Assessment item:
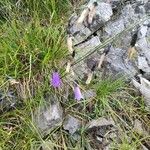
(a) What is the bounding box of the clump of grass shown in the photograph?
[95,77,126,98]
[0,0,70,23]
[0,19,67,79]
[89,77,126,117]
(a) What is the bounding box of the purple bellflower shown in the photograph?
[74,84,83,101]
[51,70,62,88]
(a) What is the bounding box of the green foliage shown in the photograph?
[96,77,126,98]
[0,20,66,78]
[0,0,70,22]
[0,1,69,148]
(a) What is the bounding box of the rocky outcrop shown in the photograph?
[67,0,150,81]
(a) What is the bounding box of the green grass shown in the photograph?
[0,0,70,149]
[0,9,67,79]
[0,0,150,150]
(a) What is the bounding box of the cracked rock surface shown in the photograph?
[67,0,150,81]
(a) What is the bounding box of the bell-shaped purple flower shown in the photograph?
[51,71,62,88]
[74,85,83,101]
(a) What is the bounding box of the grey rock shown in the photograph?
[0,91,17,113]
[95,2,113,23]
[87,1,113,22]
[68,13,78,27]
[69,23,91,45]
[105,47,138,77]
[67,0,150,82]
[86,57,98,70]
[146,27,150,37]
[103,145,111,150]
[105,18,125,36]
[136,0,148,4]
[86,117,118,149]
[121,4,138,27]
[135,5,146,15]
[63,115,81,134]
[33,99,63,136]
[86,117,115,129]
[111,0,121,1]
[145,2,150,13]
[138,25,148,38]
[73,61,88,80]
[71,133,81,141]
[84,1,113,31]
[136,38,150,64]
[143,20,150,26]
[67,14,91,45]
[73,36,101,79]
[75,36,101,61]
[66,0,150,146]
[138,56,150,73]
[132,76,150,107]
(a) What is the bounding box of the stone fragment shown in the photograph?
[86,117,118,149]
[0,91,16,113]
[105,18,125,36]
[136,38,150,64]
[136,0,148,4]
[132,76,150,107]
[105,47,137,77]
[72,36,101,79]
[63,115,81,134]
[121,4,138,27]
[95,2,113,23]
[135,5,146,15]
[145,2,150,13]
[33,98,63,136]
[75,36,101,61]
[138,56,150,73]
[86,117,115,129]
[138,25,148,38]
